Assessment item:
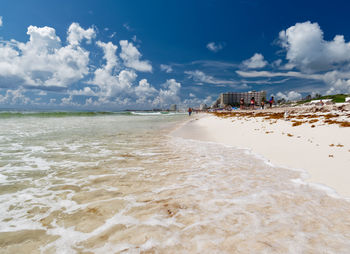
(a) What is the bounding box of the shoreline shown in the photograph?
[171,105,350,198]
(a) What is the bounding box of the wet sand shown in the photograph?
[172,104,350,197]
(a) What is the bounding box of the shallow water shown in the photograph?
[0,113,349,253]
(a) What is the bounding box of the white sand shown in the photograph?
[172,112,350,197]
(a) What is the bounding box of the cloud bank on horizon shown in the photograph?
[0,18,350,109]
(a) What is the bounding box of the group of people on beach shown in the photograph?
[240,96,274,110]
[188,96,275,115]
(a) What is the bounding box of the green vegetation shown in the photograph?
[296,94,349,105]
[319,94,349,103]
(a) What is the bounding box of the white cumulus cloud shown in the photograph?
[90,68,137,97]
[276,21,350,93]
[89,40,139,97]
[61,95,78,106]
[0,21,208,109]
[135,79,158,104]
[0,88,31,105]
[183,95,213,107]
[153,79,181,107]
[0,23,93,88]
[276,91,302,101]
[96,41,119,72]
[119,40,152,72]
[185,70,237,85]
[206,42,224,52]
[160,64,173,73]
[242,53,268,69]
[236,70,323,80]
[69,87,96,96]
[67,22,96,46]
[279,21,350,72]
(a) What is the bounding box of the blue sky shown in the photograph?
[1,0,350,110]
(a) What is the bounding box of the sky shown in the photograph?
[1,0,350,110]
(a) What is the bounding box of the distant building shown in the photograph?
[213,91,266,108]
[169,104,177,111]
[199,104,208,110]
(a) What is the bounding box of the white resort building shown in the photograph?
[213,90,266,108]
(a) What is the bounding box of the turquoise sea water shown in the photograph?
[0,112,349,253]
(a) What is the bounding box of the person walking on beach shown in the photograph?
[240,98,244,110]
[268,96,274,108]
[250,97,255,110]
[261,100,265,109]
[188,107,192,116]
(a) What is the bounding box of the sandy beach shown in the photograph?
[172,104,350,198]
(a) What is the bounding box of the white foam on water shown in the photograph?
[131,112,185,116]
[174,135,346,201]
[142,215,183,228]
[157,137,350,252]
[1,114,350,253]
[132,151,162,156]
[21,155,51,171]
[0,173,8,183]
[131,111,162,115]
[87,173,120,180]
[139,238,159,251]
[89,242,135,254]
[42,206,144,253]
[291,178,345,200]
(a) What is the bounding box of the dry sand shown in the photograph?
[172,104,350,198]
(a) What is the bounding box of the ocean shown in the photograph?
[0,112,349,253]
